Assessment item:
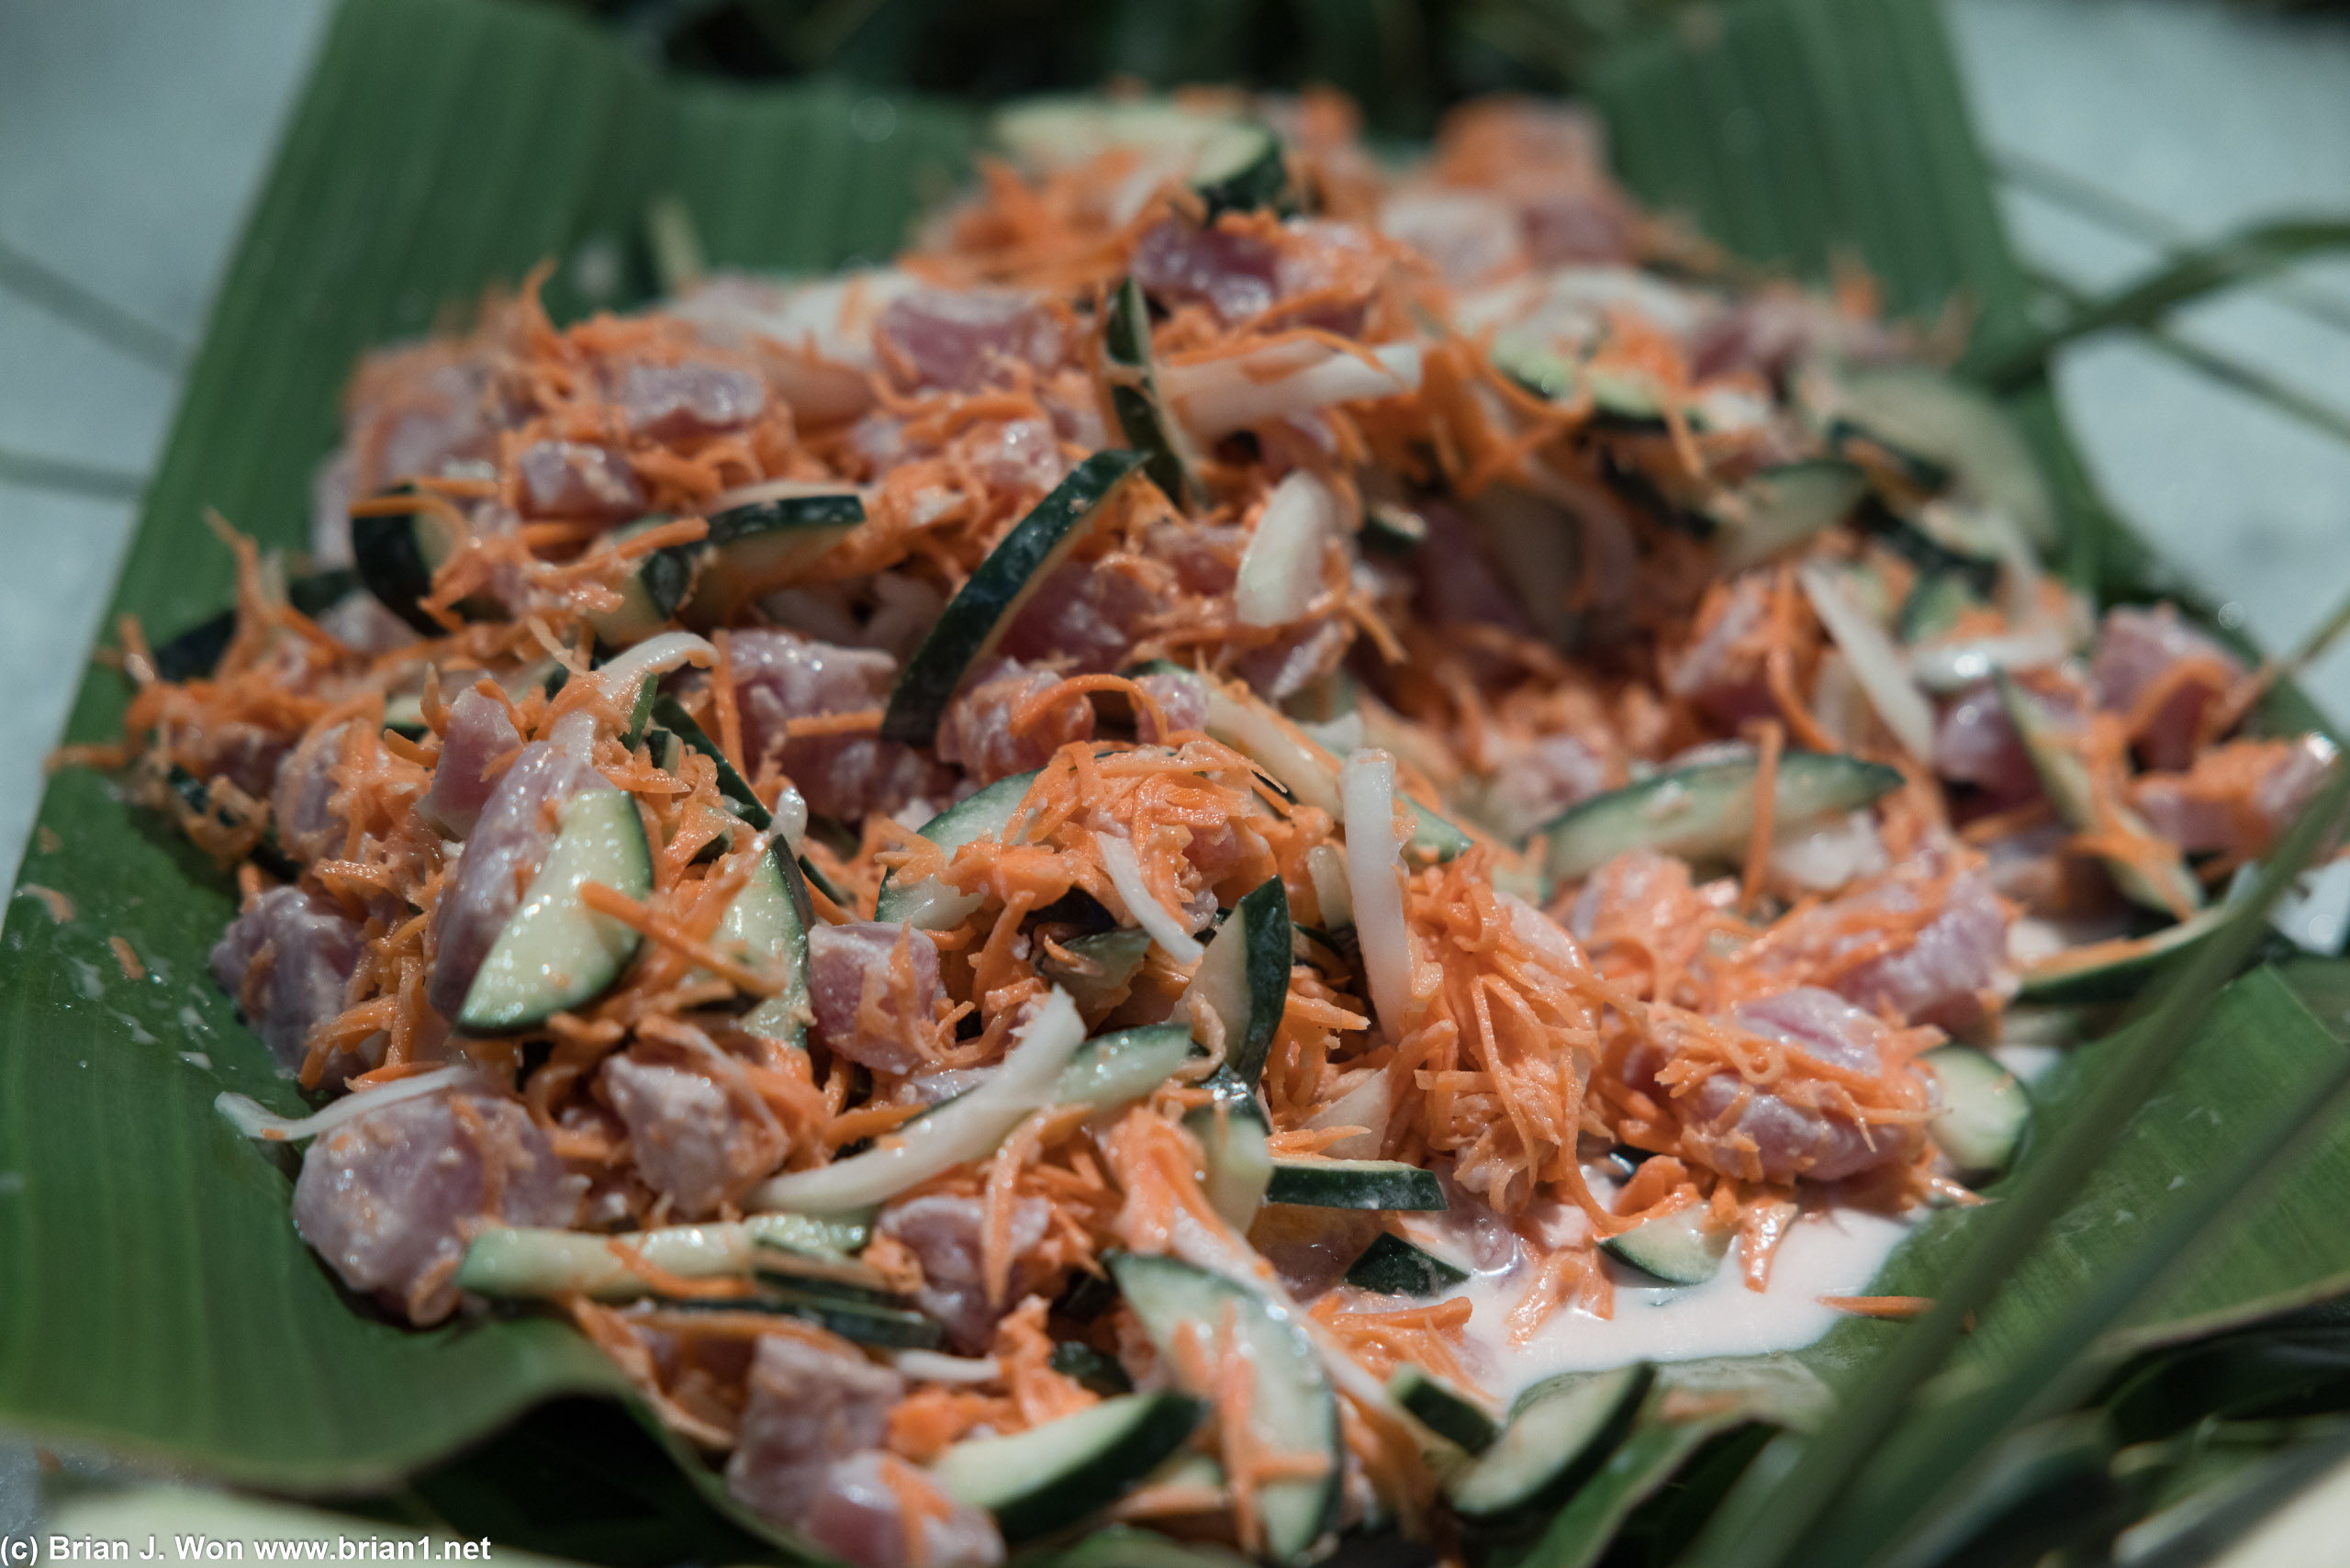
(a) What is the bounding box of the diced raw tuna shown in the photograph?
[209,887,367,1081]
[1130,217,1284,323]
[196,722,291,800]
[877,1193,1051,1351]
[2132,735,2336,857]
[729,629,956,823]
[292,1090,579,1324]
[272,722,349,864]
[1520,185,1637,266]
[2090,604,2245,771]
[518,441,644,520]
[1377,189,1524,286]
[803,1451,1005,1568]
[873,288,1066,394]
[935,656,1093,785]
[996,559,1167,674]
[725,1334,904,1528]
[615,360,767,440]
[1932,680,2042,801]
[416,686,524,840]
[1475,731,1612,842]
[1248,1201,1385,1304]
[1749,862,2015,1032]
[965,414,1069,492]
[426,742,610,1019]
[1661,988,1925,1184]
[1133,669,1208,743]
[806,922,945,1076]
[1666,572,1778,726]
[1833,868,2013,1032]
[1409,499,1528,633]
[600,1051,786,1218]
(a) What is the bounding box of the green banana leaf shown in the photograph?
[7,0,2350,1562]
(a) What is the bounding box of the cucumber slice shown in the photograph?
[1264,1158,1447,1212]
[993,97,1289,216]
[719,840,814,1048]
[1039,926,1153,1013]
[1711,461,1870,575]
[1056,1023,1199,1111]
[352,488,501,634]
[666,484,865,630]
[456,788,652,1035]
[647,693,772,830]
[1994,671,2202,918]
[1047,1340,1135,1396]
[1444,1363,1653,1523]
[882,450,1147,746]
[1176,875,1292,1089]
[1108,1252,1341,1563]
[585,516,693,647]
[1897,570,1984,644]
[1538,751,1903,886]
[1343,1232,1469,1298]
[1360,499,1428,556]
[455,1211,866,1300]
[1201,686,1473,864]
[1387,1364,1498,1455]
[1185,1085,1274,1231]
[1490,331,1665,425]
[2016,902,2232,1004]
[932,1392,1207,1541]
[701,1282,945,1349]
[872,767,1040,929]
[1105,275,1205,508]
[1600,1204,1734,1286]
[1830,365,2058,548]
[1919,1044,2031,1175]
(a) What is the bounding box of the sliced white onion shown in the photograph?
[892,1350,1003,1383]
[1097,834,1206,967]
[1203,687,1344,819]
[771,784,810,854]
[1307,1068,1393,1160]
[746,988,1087,1214]
[1909,624,2072,694]
[1797,564,1936,759]
[1235,470,1339,628]
[1304,843,1354,929]
[215,1064,474,1143]
[1166,341,1422,441]
[593,631,715,705]
[1341,749,1415,1037]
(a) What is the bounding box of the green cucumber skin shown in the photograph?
[1223,875,1294,1090]
[1388,1365,1498,1455]
[1264,1159,1448,1212]
[1919,1045,2031,1175]
[1447,1363,1654,1525]
[934,1392,1207,1541]
[881,449,1147,747]
[1538,751,1903,885]
[871,767,1040,925]
[351,500,451,636]
[153,569,361,683]
[649,694,774,831]
[657,491,866,627]
[1344,1232,1470,1297]
[456,788,653,1035]
[1599,1206,1731,1287]
[1194,130,1291,218]
[1108,1251,1340,1563]
[1105,276,1193,508]
[666,1286,944,1350]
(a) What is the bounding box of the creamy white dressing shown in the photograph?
[1433,1196,1914,1405]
